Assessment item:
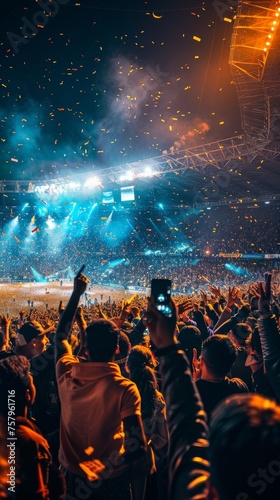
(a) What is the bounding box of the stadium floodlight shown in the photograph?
[137,166,155,178]
[145,166,154,176]
[34,184,50,193]
[84,177,101,189]
[119,171,135,182]
[46,217,56,230]
[67,182,81,190]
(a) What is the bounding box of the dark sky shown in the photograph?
[0,0,241,181]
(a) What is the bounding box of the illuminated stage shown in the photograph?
[0,281,143,318]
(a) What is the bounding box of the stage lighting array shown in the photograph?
[84,177,101,188]
[34,176,102,194]
[33,168,157,195]
[119,167,157,182]
[263,5,280,52]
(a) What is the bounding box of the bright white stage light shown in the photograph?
[68,182,81,190]
[46,218,56,230]
[84,177,100,188]
[137,166,155,178]
[119,171,135,182]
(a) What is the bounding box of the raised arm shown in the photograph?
[75,305,88,357]
[54,265,89,364]
[143,297,210,499]
[213,285,237,331]
[115,300,130,329]
[258,272,280,402]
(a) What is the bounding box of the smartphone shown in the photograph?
[151,279,172,317]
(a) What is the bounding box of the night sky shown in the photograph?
[0,0,241,182]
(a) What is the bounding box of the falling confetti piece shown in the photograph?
[84,446,94,456]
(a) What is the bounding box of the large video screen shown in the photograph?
[120,186,135,202]
[102,190,115,204]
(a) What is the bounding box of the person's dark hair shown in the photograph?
[246,316,258,332]
[177,325,202,368]
[177,321,187,331]
[127,345,158,421]
[210,394,280,500]
[85,319,119,362]
[231,322,252,347]
[121,320,133,332]
[201,334,237,378]
[0,355,30,416]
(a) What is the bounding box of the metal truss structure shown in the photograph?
[0,134,267,193]
[1,1,280,200]
[194,192,280,208]
[229,0,280,145]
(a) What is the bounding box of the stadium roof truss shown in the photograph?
[1,1,280,201]
[229,0,280,144]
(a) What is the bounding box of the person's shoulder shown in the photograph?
[30,344,55,371]
[196,378,209,387]
[116,373,141,397]
[226,376,249,392]
[116,372,138,389]
[195,379,214,396]
[118,378,142,415]
[56,353,79,378]
[57,352,79,365]
[16,417,51,451]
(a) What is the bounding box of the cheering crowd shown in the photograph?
[0,263,280,499]
[0,202,279,284]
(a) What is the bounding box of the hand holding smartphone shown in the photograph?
[151,279,172,317]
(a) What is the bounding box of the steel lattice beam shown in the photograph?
[1,1,280,195]
[0,135,269,193]
[229,0,280,141]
